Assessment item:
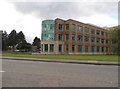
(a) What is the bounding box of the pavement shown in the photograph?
[2,56,119,66]
[2,59,118,87]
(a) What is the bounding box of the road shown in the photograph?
[2,59,118,87]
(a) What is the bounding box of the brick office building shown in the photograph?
[41,18,112,54]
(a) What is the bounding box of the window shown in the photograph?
[49,35,54,40]
[84,27,89,34]
[91,46,94,52]
[58,44,62,52]
[44,34,47,37]
[97,46,100,52]
[50,24,53,30]
[72,24,76,31]
[44,44,48,52]
[101,39,104,44]
[96,38,100,44]
[101,31,104,36]
[78,35,82,42]
[50,44,54,52]
[96,30,100,36]
[66,34,69,41]
[91,29,95,34]
[66,24,69,31]
[85,46,88,52]
[78,45,82,52]
[78,25,82,32]
[59,24,62,31]
[106,47,108,53]
[41,34,43,40]
[102,47,104,52]
[72,34,75,41]
[66,44,69,53]
[106,39,108,44]
[72,45,75,52]
[91,37,95,42]
[58,34,62,41]
[43,24,46,28]
[106,32,108,37]
[85,36,89,42]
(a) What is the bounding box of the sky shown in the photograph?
[0,0,119,43]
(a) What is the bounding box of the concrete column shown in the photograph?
[43,44,44,53]
[55,41,58,54]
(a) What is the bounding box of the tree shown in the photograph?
[25,43,32,52]
[16,39,27,50]
[108,26,120,55]
[16,31,32,52]
[7,29,17,51]
[2,31,8,51]
[16,31,25,44]
[32,37,41,50]
[16,40,32,52]
[2,29,32,52]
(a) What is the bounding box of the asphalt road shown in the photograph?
[2,59,118,87]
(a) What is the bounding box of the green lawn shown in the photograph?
[1,52,118,62]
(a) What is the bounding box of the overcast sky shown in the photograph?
[0,0,118,43]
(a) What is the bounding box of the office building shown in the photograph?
[41,18,111,54]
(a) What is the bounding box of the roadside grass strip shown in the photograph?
[2,52,118,62]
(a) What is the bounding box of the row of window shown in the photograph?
[44,44,62,53]
[42,34,54,41]
[44,44,54,52]
[43,24,54,30]
[43,44,108,53]
[58,34,109,44]
[69,45,108,53]
[58,24,108,36]
[66,45,108,53]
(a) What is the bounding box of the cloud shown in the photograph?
[0,1,42,43]
[80,14,118,27]
[13,2,118,20]
[0,1,118,43]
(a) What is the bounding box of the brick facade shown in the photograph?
[41,18,112,54]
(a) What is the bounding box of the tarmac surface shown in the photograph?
[2,58,118,87]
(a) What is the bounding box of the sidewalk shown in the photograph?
[2,56,119,66]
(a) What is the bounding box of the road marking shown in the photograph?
[0,71,5,72]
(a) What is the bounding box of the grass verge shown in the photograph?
[1,52,118,62]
